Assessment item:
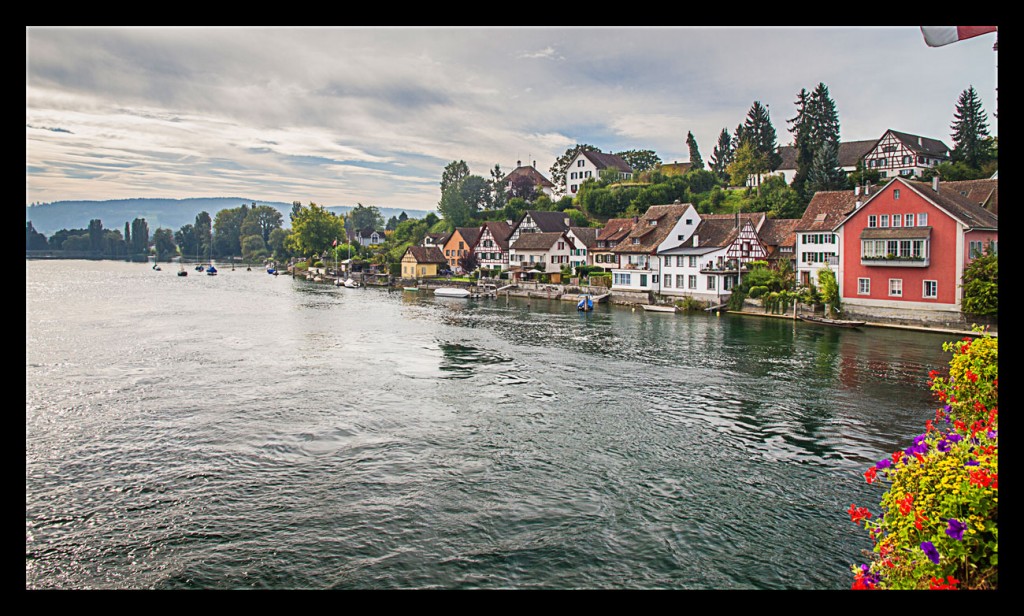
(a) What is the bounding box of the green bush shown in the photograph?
[748,285,769,299]
[674,296,707,312]
[850,328,998,590]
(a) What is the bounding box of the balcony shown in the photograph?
[860,256,929,268]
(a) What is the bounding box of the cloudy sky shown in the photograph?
[26,26,998,214]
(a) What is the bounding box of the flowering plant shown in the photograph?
[849,327,997,590]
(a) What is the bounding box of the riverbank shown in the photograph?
[725,308,994,338]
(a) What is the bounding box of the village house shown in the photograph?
[658,212,768,304]
[352,227,386,247]
[508,231,575,281]
[764,140,877,186]
[400,245,447,279]
[592,218,637,271]
[862,130,950,179]
[507,210,571,246]
[609,202,693,298]
[421,232,450,249]
[566,226,598,272]
[834,176,997,327]
[442,226,482,273]
[757,216,801,272]
[794,189,861,287]
[476,220,512,273]
[502,161,556,199]
[943,178,999,215]
[565,151,633,196]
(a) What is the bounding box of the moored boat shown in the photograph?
[641,304,677,313]
[434,287,471,298]
[798,314,865,328]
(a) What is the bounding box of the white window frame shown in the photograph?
[858,278,870,295]
[888,279,903,297]
[923,280,937,299]
[917,213,928,226]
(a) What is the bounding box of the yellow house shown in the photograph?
[401,246,447,279]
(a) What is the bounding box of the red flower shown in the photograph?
[892,450,904,465]
[848,504,872,525]
[898,493,914,516]
[954,420,966,432]
[969,470,993,488]
[930,576,959,590]
[965,370,978,383]
[925,419,934,432]
[864,467,877,484]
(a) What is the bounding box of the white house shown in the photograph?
[862,130,950,179]
[794,188,861,287]
[476,220,512,273]
[565,151,632,196]
[609,203,694,294]
[565,226,597,271]
[508,231,575,279]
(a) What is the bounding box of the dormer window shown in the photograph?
[632,238,640,245]
[649,220,657,226]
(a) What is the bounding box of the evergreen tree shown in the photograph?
[742,101,783,171]
[26,221,48,250]
[789,83,841,200]
[805,141,847,194]
[950,85,993,169]
[709,128,733,181]
[686,131,704,169]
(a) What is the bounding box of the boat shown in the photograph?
[344,278,361,289]
[641,304,678,313]
[577,294,594,312]
[152,263,162,271]
[434,287,472,298]
[206,265,218,276]
[178,263,188,277]
[798,314,865,328]
[403,287,419,292]
[195,264,205,272]
[267,267,277,275]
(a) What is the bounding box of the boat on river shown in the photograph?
[577,294,594,312]
[641,304,678,313]
[343,278,361,288]
[206,265,218,276]
[434,287,471,298]
[798,314,864,328]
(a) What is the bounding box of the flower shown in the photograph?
[937,439,951,453]
[921,541,940,565]
[848,504,872,525]
[930,576,959,590]
[946,518,967,541]
[864,467,877,484]
[876,458,892,470]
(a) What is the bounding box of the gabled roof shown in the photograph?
[502,164,555,188]
[567,226,598,248]
[480,220,512,250]
[758,218,801,248]
[581,151,632,173]
[776,139,878,171]
[451,226,482,247]
[358,227,384,238]
[610,203,691,254]
[885,130,951,158]
[943,179,998,215]
[423,232,450,245]
[510,231,572,252]
[669,218,747,252]
[404,245,447,264]
[521,209,571,233]
[596,218,637,244]
[701,211,767,232]
[835,177,998,231]
[799,190,861,231]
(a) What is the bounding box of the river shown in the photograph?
[26,259,956,589]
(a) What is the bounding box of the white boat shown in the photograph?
[344,278,361,288]
[434,287,472,298]
[641,304,677,313]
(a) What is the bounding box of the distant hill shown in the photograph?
[25,198,432,238]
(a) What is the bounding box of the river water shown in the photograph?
[26,259,956,589]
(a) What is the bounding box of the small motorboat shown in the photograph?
[434,287,471,298]
[403,287,419,292]
[641,304,678,313]
[267,268,277,275]
[152,263,162,271]
[344,278,361,288]
[206,265,218,276]
[577,295,594,312]
[195,265,205,272]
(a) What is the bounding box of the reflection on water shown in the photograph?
[26,260,955,589]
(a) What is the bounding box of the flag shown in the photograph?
[333,239,338,247]
[921,26,997,47]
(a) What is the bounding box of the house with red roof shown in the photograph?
[592,218,637,271]
[609,202,694,296]
[834,176,997,326]
[476,220,512,273]
[502,161,556,199]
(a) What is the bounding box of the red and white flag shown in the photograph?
[332,239,338,247]
[921,26,997,47]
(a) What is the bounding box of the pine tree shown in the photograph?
[742,101,782,171]
[709,128,733,181]
[805,141,847,193]
[789,83,841,200]
[686,131,704,169]
[950,86,992,169]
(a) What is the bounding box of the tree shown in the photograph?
[756,175,804,219]
[615,149,661,173]
[740,101,783,189]
[152,228,176,261]
[817,266,841,318]
[438,185,473,227]
[287,203,346,257]
[213,205,248,257]
[440,160,471,195]
[726,142,767,192]
[123,222,130,256]
[489,164,508,212]
[26,221,48,250]
[240,234,267,263]
[550,144,600,193]
[88,219,104,253]
[195,211,212,260]
[268,227,289,258]
[805,141,848,194]
[709,128,733,181]
[790,83,841,200]
[685,132,704,170]
[241,205,284,245]
[386,215,399,231]
[460,175,491,211]
[508,173,539,201]
[130,218,149,257]
[348,203,385,232]
[290,201,302,223]
[175,224,199,260]
[950,86,993,170]
[961,246,997,316]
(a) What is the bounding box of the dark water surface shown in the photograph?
[26,259,956,589]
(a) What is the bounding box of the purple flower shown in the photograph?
[914,433,927,446]
[937,440,951,453]
[947,433,963,443]
[946,518,967,541]
[987,429,997,439]
[876,459,892,470]
[921,541,940,564]
[965,459,980,467]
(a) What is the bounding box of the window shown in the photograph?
[900,169,914,176]
[868,215,877,228]
[923,280,937,299]
[677,274,686,288]
[585,171,592,178]
[902,155,912,165]
[883,145,896,153]
[459,241,464,250]
[632,238,640,245]
[880,215,889,228]
[917,213,928,226]
[858,278,870,294]
[893,189,900,200]
[557,242,565,250]
[905,214,914,227]
[570,172,577,180]
[664,274,672,288]
[685,219,693,225]
[707,277,716,290]
[892,214,901,228]
[649,219,657,226]
[688,256,697,267]
[880,171,887,178]
[687,275,696,289]
[889,279,903,297]
[577,159,585,167]
[614,273,631,286]
[652,275,659,285]
[570,184,578,193]
[969,240,983,258]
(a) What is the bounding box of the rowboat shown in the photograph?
[798,314,865,328]
[641,304,678,313]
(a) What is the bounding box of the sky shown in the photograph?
[26,26,999,214]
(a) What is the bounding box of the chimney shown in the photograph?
[856,199,863,209]
[918,137,923,146]
[564,217,571,227]
[734,211,739,229]
[693,234,699,247]
[932,174,940,192]
[517,160,521,168]
[854,185,861,196]
[633,216,638,223]
[533,160,536,168]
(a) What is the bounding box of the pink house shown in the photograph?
[834,176,997,325]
